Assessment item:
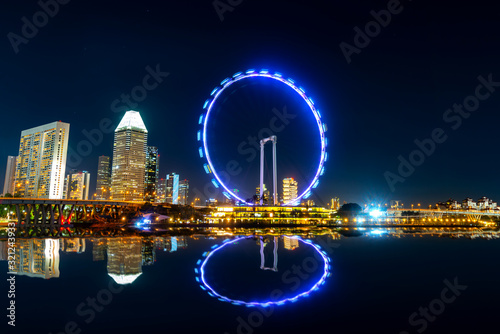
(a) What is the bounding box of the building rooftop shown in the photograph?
[115,110,148,133]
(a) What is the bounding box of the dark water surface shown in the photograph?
[1,229,499,334]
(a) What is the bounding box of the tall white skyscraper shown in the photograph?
[3,156,17,195]
[14,121,69,199]
[111,111,148,201]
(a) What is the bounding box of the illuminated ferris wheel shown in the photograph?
[197,69,328,205]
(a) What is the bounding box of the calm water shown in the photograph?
[1,228,500,334]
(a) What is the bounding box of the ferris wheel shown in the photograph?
[197,69,328,205]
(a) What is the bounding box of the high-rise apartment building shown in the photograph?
[96,156,111,200]
[111,111,148,201]
[12,239,60,279]
[64,171,90,200]
[2,156,17,195]
[144,146,159,202]
[282,177,298,204]
[179,179,189,205]
[14,121,69,199]
[166,173,179,204]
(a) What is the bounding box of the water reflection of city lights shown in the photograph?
[196,236,331,307]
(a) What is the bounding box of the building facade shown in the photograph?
[156,178,167,203]
[14,121,69,199]
[2,156,17,195]
[166,173,179,204]
[282,177,298,204]
[179,179,189,205]
[96,156,111,200]
[64,171,90,200]
[111,111,148,201]
[144,146,159,202]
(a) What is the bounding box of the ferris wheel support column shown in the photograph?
[272,136,277,206]
[260,136,278,206]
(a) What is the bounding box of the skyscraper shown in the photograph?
[282,177,298,204]
[111,111,148,201]
[96,156,111,200]
[64,171,90,200]
[14,121,69,199]
[179,179,189,205]
[156,178,167,203]
[166,173,179,204]
[144,146,159,202]
[2,156,17,195]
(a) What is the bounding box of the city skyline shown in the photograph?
[1,2,499,206]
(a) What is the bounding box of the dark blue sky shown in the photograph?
[1,0,499,206]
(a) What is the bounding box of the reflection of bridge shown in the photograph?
[0,198,142,236]
[389,208,500,221]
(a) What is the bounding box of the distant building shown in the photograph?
[179,179,189,205]
[166,173,179,204]
[282,178,298,204]
[12,239,60,279]
[332,197,340,210]
[156,178,167,203]
[96,156,111,200]
[2,156,17,195]
[256,184,269,201]
[144,146,159,202]
[107,237,142,285]
[64,171,90,200]
[284,236,299,250]
[111,111,148,201]
[462,198,477,210]
[14,121,70,199]
[477,196,497,210]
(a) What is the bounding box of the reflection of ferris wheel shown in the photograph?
[197,69,328,205]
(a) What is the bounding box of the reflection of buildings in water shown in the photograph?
[284,236,299,250]
[152,236,187,252]
[91,238,107,262]
[107,237,142,285]
[13,239,60,279]
[60,238,86,253]
[260,236,278,272]
[0,240,7,260]
[141,238,155,266]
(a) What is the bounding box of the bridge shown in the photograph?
[0,198,143,237]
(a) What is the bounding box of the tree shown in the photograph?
[3,193,13,198]
[337,203,363,218]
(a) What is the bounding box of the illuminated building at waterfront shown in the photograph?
[111,111,148,201]
[60,238,86,253]
[14,121,69,199]
[210,206,332,224]
[2,156,17,195]
[96,156,111,200]
[144,146,159,202]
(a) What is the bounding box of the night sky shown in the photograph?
[1,0,499,206]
